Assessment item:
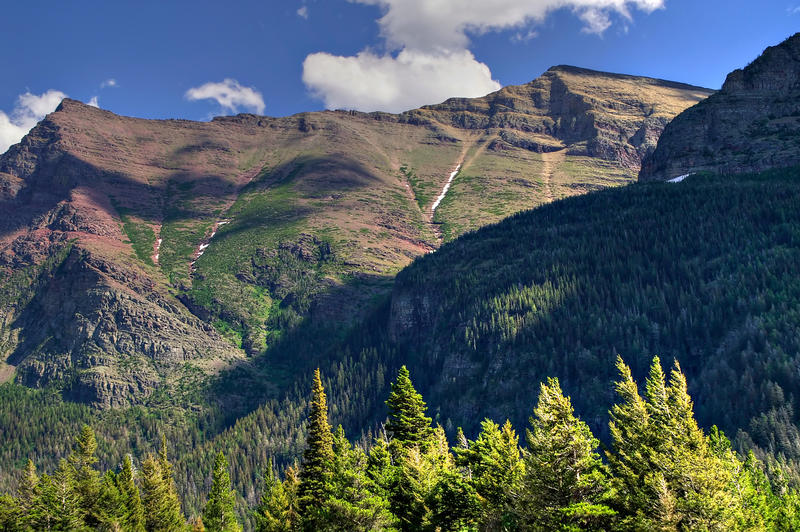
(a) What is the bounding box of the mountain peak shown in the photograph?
[640,32,800,181]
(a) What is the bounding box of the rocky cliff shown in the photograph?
[0,68,709,408]
[640,33,800,181]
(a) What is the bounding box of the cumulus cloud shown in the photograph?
[304,49,500,113]
[87,96,100,108]
[0,90,66,154]
[297,6,308,19]
[185,78,265,114]
[303,0,665,112]
[100,78,117,89]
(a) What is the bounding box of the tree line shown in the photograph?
[1,355,799,531]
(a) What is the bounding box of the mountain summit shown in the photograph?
[640,32,800,181]
[0,67,709,408]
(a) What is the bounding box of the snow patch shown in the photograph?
[191,220,230,272]
[153,238,163,263]
[668,173,692,183]
[432,165,461,213]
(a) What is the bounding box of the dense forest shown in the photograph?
[2,359,799,531]
[5,168,800,523]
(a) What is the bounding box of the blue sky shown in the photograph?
[0,0,797,152]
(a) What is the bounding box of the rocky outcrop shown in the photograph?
[0,66,711,409]
[409,65,713,171]
[640,33,800,181]
[6,245,241,408]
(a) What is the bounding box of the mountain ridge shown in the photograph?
[0,66,710,408]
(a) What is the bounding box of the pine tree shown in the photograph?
[202,452,241,532]
[18,459,38,514]
[366,436,395,501]
[608,356,744,530]
[141,453,185,532]
[254,459,293,532]
[119,454,146,532]
[385,366,434,454]
[0,493,21,531]
[298,369,335,530]
[454,419,524,530]
[69,424,101,527]
[325,425,395,531]
[29,460,85,531]
[518,377,614,530]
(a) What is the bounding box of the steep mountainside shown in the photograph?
[640,32,800,181]
[0,67,709,408]
[384,168,800,469]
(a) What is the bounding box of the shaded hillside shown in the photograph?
[385,168,800,470]
[0,68,708,408]
[640,32,800,181]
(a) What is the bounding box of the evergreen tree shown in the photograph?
[141,453,185,532]
[202,451,241,532]
[608,356,744,530]
[254,459,294,532]
[518,377,614,531]
[391,426,477,531]
[69,424,102,527]
[0,494,21,531]
[385,366,434,455]
[325,425,395,531]
[454,419,524,530]
[298,369,335,530]
[119,454,146,532]
[29,460,85,531]
[366,436,395,501]
[18,459,38,514]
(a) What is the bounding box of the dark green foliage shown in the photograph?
[519,377,613,530]
[454,419,523,529]
[2,356,800,530]
[385,366,434,454]
[203,452,241,532]
[298,369,335,531]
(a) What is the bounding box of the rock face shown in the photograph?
[414,65,712,172]
[640,33,800,181]
[0,68,709,407]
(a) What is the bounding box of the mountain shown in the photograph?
[640,32,800,181]
[0,67,710,409]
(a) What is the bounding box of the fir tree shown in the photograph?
[119,454,146,532]
[608,356,743,530]
[141,453,185,532]
[298,369,335,530]
[519,377,614,530]
[254,459,293,532]
[385,366,433,454]
[70,424,101,527]
[454,419,524,530]
[325,425,395,531]
[0,493,21,531]
[18,459,38,514]
[29,460,85,531]
[202,451,241,532]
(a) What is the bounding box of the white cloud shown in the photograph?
[297,6,308,19]
[185,78,265,114]
[0,90,66,154]
[303,0,665,112]
[100,78,117,89]
[87,96,100,108]
[303,49,501,113]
